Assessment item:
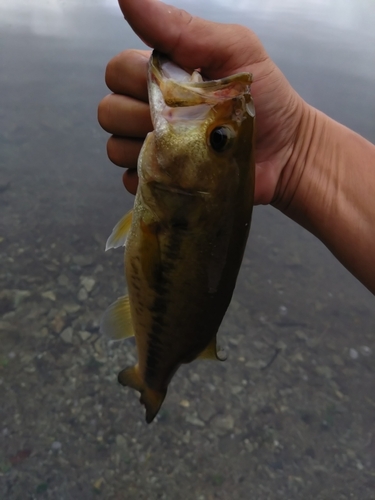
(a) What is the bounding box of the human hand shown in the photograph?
[98,0,312,206]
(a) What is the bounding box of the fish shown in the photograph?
[101,51,256,423]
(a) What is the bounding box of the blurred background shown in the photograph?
[0,0,374,498]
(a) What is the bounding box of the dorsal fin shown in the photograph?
[105,209,133,251]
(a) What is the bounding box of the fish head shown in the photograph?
[140,51,255,199]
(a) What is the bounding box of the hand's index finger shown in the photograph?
[105,49,150,102]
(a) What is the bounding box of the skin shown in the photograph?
[98,0,375,295]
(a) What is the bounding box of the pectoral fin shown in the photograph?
[198,336,227,361]
[105,210,133,251]
[118,365,166,423]
[100,295,134,340]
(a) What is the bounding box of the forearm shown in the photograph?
[279,104,375,294]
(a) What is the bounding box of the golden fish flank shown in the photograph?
[101,51,256,423]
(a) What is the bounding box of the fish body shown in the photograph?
[102,51,255,423]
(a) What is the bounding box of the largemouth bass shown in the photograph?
[101,51,255,423]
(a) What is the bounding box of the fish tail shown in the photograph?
[118,365,166,424]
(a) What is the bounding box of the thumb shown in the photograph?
[118,0,266,78]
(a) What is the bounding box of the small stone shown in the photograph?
[332,354,344,366]
[78,330,91,342]
[77,288,88,301]
[115,435,127,449]
[244,438,255,453]
[45,263,58,272]
[51,441,62,451]
[63,304,81,314]
[24,365,36,374]
[359,345,372,357]
[60,327,73,344]
[50,313,67,334]
[275,340,287,351]
[182,431,191,444]
[57,274,70,287]
[72,255,94,267]
[190,373,200,383]
[13,290,31,308]
[94,338,104,355]
[278,305,288,316]
[80,277,96,293]
[185,414,205,427]
[253,341,266,350]
[231,385,243,395]
[8,351,16,359]
[199,403,215,422]
[245,360,264,369]
[41,291,56,301]
[292,352,304,363]
[33,327,48,338]
[93,478,104,491]
[347,449,356,459]
[212,415,234,431]
[349,348,359,360]
[295,330,308,341]
[179,399,190,408]
[315,365,332,379]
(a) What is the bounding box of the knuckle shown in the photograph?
[105,49,135,89]
[97,96,112,132]
[106,138,121,165]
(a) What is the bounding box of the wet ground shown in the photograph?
[1,0,375,498]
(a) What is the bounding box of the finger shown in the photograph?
[118,0,266,78]
[123,169,138,195]
[98,94,152,137]
[105,49,150,101]
[107,136,143,169]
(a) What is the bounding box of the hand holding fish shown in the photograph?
[99,0,375,295]
[98,0,307,207]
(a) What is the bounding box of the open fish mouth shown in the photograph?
[150,51,253,104]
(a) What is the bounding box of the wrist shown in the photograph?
[273,101,375,293]
[272,103,334,236]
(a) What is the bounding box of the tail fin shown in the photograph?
[118,365,166,424]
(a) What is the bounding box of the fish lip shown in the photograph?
[151,50,253,86]
[150,50,253,106]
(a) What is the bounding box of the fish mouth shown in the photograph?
[149,50,253,108]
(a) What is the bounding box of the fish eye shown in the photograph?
[209,126,232,153]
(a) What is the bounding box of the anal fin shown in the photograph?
[118,365,166,423]
[197,336,227,361]
[100,295,134,340]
